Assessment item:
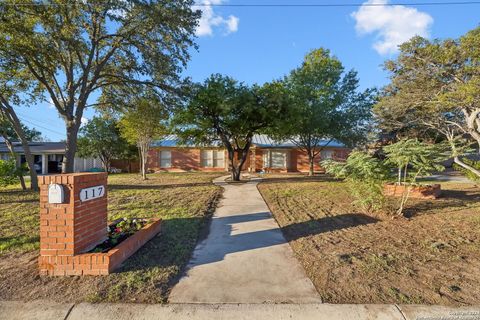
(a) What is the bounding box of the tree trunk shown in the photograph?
[231,165,241,181]
[230,145,251,181]
[1,108,38,190]
[454,156,480,177]
[100,156,110,174]
[18,131,38,190]
[308,150,315,177]
[139,142,149,180]
[62,120,81,173]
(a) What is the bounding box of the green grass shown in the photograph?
[0,188,39,253]
[0,172,223,303]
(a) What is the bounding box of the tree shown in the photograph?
[0,68,41,190]
[174,74,289,181]
[323,139,448,216]
[77,117,132,173]
[272,49,375,176]
[118,97,169,180]
[0,116,43,190]
[0,0,199,173]
[383,139,448,216]
[322,151,389,213]
[374,27,480,178]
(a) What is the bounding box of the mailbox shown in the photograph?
[48,184,65,204]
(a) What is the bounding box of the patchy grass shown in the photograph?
[258,174,480,305]
[0,172,223,303]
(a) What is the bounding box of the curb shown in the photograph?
[1,301,480,320]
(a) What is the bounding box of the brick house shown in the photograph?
[147,135,350,173]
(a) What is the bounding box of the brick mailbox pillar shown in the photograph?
[39,172,108,275]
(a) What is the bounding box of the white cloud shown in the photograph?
[351,0,433,55]
[226,15,239,34]
[194,0,239,37]
[80,117,89,126]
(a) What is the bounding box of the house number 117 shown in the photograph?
[79,185,105,202]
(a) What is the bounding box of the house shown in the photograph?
[147,135,350,173]
[0,141,102,175]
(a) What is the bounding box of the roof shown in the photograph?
[150,135,223,148]
[151,134,346,148]
[0,142,66,154]
[251,134,346,148]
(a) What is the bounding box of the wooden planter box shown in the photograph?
[39,218,162,276]
[383,183,441,200]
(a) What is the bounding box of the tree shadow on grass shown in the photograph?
[401,188,480,217]
[108,182,216,191]
[118,212,379,278]
[259,175,338,185]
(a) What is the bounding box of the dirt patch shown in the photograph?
[0,172,223,303]
[258,176,480,305]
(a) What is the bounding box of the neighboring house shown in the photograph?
[147,135,350,173]
[0,141,102,175]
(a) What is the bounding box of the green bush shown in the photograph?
[0,159,19,187]
[322,151,390,213]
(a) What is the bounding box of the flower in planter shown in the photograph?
[90,218,149,253]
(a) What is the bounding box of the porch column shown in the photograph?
[250,148,257,172]
[41,154,48,175]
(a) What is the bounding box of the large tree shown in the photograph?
[0,67,42,190]
[77,116,132,173]
[0,0,199,173]
[118,95,169,180]
[272,49,375,176]
[374,27,480,177]
[174,74,289,181]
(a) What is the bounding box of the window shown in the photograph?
[213,150,225,168]
[201,150,224,168]
[321,150,334,160]
[160,151,172,168]
[262,151,270,168]
[271,151,287,168]
[263,150,287,169]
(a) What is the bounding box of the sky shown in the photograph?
[15,0,480,141]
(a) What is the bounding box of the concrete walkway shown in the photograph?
[168,176,321,303]
[2,301,480,320]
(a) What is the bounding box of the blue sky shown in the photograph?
[17,0,480,141]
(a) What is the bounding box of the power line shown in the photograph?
[16,115,65,137]
[193,1,480,7]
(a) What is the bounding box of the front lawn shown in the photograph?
[0,172,223,303]
[258,175,480,305]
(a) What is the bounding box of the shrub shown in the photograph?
[0,159,19,187]
[383,139,448,215]
[322,151,390,213]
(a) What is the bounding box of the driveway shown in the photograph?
[168,176,321,303]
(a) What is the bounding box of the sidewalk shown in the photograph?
[2,301,480,320]
[168,176,321,303]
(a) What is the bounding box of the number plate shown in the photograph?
[80,185,105,202]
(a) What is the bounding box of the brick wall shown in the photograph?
[146,146,350,173]
[147,148,227,172]
[39,173,108,275]
[251,147,350,173]
[38,172,163,276]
